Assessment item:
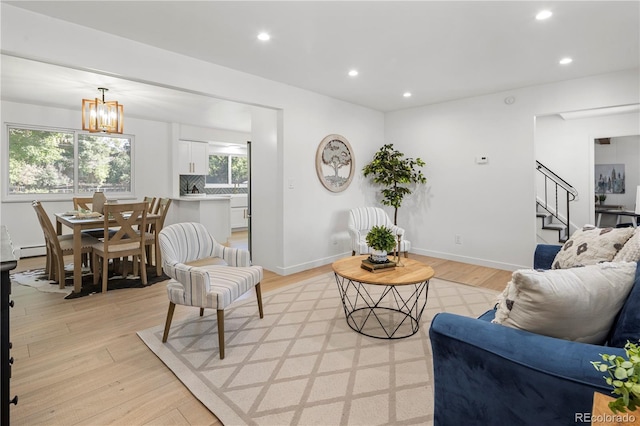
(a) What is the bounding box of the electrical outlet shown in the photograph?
[455,234,463,245]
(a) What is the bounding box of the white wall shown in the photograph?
[385,69,640,270]
[0,4,383,274]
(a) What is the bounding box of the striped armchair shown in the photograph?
[347,207,411,257]
[158,222,263,359]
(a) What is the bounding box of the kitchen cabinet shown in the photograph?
[178,140,209,175]
[230,195,248,229]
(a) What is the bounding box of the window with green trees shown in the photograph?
[7,125,133,197]
[206,154,247,185]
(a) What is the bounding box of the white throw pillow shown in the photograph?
[613,228,640,262]
[552,226,634,269]
[492,262,636,344]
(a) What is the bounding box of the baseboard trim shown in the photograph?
[273,249,527,276]
[410,248,526,272]
[278,252,351,276]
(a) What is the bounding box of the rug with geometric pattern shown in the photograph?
[137,272,499,425]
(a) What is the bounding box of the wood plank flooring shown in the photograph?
[8,245,514,425]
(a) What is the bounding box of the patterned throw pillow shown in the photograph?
[493,262,636,344]
[613,228,640,262]
[551,226,634,269]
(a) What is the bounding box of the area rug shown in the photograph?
[11,264,168,299]
[137,272,498,425]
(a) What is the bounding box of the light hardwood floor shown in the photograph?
[8,241,513,425]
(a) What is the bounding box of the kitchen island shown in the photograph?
[172,194,247,243]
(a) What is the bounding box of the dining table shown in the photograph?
[55,211,162,294]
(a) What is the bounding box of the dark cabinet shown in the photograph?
[1,225,18,424]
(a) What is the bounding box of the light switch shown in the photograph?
[475,156,489,164]
[288,179,295,189]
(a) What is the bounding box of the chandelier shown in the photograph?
[82,87,123,134]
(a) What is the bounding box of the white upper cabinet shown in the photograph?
[178,140,209,175]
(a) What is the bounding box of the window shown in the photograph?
[78,134,131,193]
[6,125,133,198]
[205,145,248,186]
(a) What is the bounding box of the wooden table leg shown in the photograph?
[73,226,82,293]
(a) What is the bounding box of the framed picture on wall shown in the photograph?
[315,134,355,192]
[595,163,625,194]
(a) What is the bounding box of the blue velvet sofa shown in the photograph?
[429,244,640,425]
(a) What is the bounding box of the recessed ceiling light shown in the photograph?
[559,57,573,65]
[257,32,271,41]
[348,69,358,77]
[403,92,412,98]
[536,10,552,20]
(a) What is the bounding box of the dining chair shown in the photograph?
[143,197,172,271]
[32,201,99,288]
[144,196,157,215]
[92,202,148,293]
[73,192,111,239]
[92,191,106,214]
[159,222,263,359]
[72,197,93,211]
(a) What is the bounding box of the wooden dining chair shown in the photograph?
[144,196,157,215]
[74,192,111,239]
[73,192,106,213]
[92,202,148,293]
[143,198,172,272]
[72,197,93,211]
[92,191,106,214]
[32,201,99,288]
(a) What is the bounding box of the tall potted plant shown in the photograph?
[362,144,426,225]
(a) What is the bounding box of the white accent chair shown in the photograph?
[158,222,263,359]
[347,207,411,257]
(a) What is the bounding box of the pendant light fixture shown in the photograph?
[82,87,124,134]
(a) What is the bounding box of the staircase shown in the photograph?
[536,161,578,244]
[537,206,569,243]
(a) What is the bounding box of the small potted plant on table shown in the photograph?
[366,225,397,264]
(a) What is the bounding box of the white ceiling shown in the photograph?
[2,1,639,131]
[1,54,255,132]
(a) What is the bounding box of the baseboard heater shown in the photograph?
[17,244,46,259]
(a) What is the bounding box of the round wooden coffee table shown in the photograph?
[332,255,435,339]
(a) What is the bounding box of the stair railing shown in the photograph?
[536,160,578,236]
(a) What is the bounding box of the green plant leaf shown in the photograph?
[362,144,426,225]
[615,367,629,380]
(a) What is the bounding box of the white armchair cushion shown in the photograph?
[348,207,410,254]
[167,265,263,309]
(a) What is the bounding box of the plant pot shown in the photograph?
[370,249,388,264]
